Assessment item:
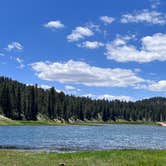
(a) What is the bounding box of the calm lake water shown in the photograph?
[0,125,166,152]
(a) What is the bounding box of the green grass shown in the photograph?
[0,115,159,126]
[0,150,166,166]
[0,115,65,126]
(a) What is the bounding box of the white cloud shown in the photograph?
[65,85,81,92]
[39,85,61,92]
[67,26,94,42]
[148,81,166,91]
[100,16,115,24]
[40,84,51,90]
[121,9,166,25]
[98,94,134,101]
[86,22,101,32]
[64,85,81,95]
[78,41,104,49]
[6,42,23,52]
[65,85,76,90]
[16,57,25,68]
[106,33,166,63]
[83,94,133,101]
[31,60,145,88]
[138,80,166,92]
[44,20,64,29]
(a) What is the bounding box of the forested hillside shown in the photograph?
[0,76,166,122]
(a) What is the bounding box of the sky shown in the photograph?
[0,0,166,101]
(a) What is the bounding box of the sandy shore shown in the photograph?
[157,122,166,126]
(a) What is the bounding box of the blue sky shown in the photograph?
[0,0,166,101]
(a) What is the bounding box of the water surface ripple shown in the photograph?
[0,125,166,152]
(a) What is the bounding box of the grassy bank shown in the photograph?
[0,150,165,166]
[0,119,158,126]
[0,115,159,126]
[0,115,65,126]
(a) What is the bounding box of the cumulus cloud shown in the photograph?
[83,94,134,101]
[78,41,104,49]
[136,80,166,92]
[5,42,23,52]
[31,60,145,87]
[67,26,94,42]
[147,81,166,91]
[100,16,115,24]
[106,33,166,63]
[44,20,64,29]
[121,9,166,25]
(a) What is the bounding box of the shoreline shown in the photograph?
[0,119,161,126]
[0,147,166,153]
[0,120,159,126]
[1,114,165,126]
[157,122,166,127]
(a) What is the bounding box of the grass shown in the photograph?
[0,115,65,126]
[0,150,165,166]
[0,120,158,126]
[0,115,158,126]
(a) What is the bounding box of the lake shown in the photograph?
[0,125,166,152]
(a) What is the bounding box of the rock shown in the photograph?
[59,163,66,166]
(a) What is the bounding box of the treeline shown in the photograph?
[0,76,166,122]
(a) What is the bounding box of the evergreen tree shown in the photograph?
[0,76,166,122]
